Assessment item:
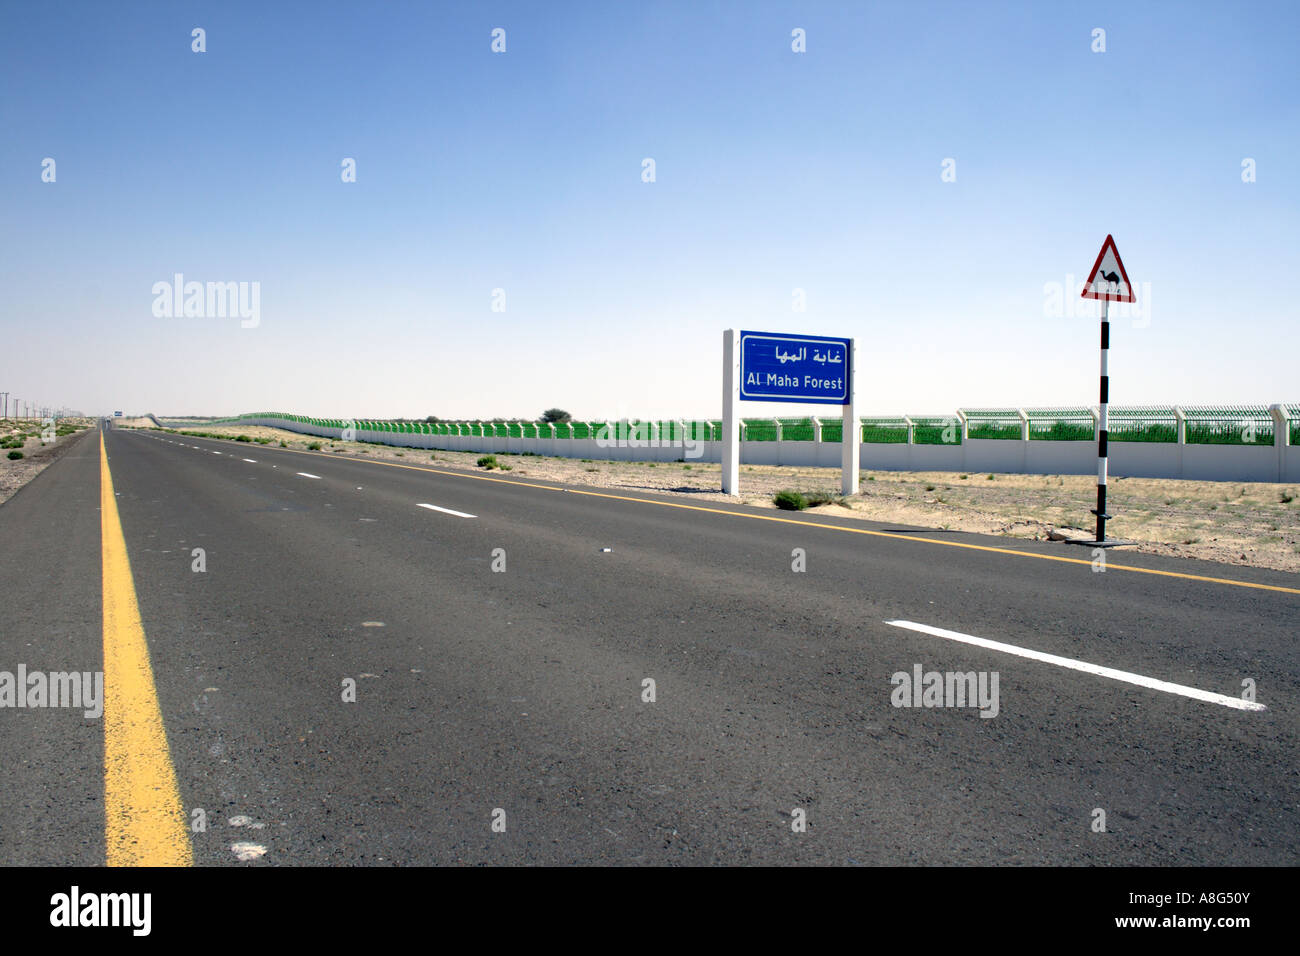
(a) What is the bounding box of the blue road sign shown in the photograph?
[739,330,851,405]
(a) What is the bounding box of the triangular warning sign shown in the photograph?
[1081,234,1135,302]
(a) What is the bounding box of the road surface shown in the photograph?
[1,423,1296,865]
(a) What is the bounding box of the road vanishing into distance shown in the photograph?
[2,423,1296,865]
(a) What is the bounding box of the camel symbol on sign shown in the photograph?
[1099,269,1121,286]
[1080,235,1135,303]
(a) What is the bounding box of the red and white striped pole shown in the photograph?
[1094,300,1110,542]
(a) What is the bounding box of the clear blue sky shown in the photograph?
[2,1,1297,420]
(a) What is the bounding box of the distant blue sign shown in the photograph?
[739,331,851,405]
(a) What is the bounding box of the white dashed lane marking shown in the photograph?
[885,620,1266,711]
[417,503,476,519]
[297,472,321,479]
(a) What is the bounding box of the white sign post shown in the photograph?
[840,338,859,496]
[722,328,741,494]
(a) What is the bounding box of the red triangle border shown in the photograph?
[1081,234,1135,302]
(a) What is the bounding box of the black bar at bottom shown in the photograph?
[1096,481,1107,542]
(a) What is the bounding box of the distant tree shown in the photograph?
[541,408,572,424]
[425,415,441,423]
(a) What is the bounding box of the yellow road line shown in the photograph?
[560,488,1300,595]
[174,436,1300,597]
[101,432,192,866]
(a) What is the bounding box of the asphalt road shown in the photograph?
[1,423,1297,865]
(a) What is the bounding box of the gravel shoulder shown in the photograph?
[0,419,97,507]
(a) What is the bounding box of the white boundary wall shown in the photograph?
[220,415,1300,484]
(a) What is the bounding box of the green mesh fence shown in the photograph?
[962,409,1023,440]
[1182,405,1274,445]
[861,417,908,444]
[778,418,815,441]
[224,409,1298,451]
[1106,407,1176,443]
[1026,407,1094,441]
[863,421,904,444]
[910,416,962,445]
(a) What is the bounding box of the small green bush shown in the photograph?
[307,442,322,451]
[774,490,808,510]
[7,450,23,460]
[477,455,498,469]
